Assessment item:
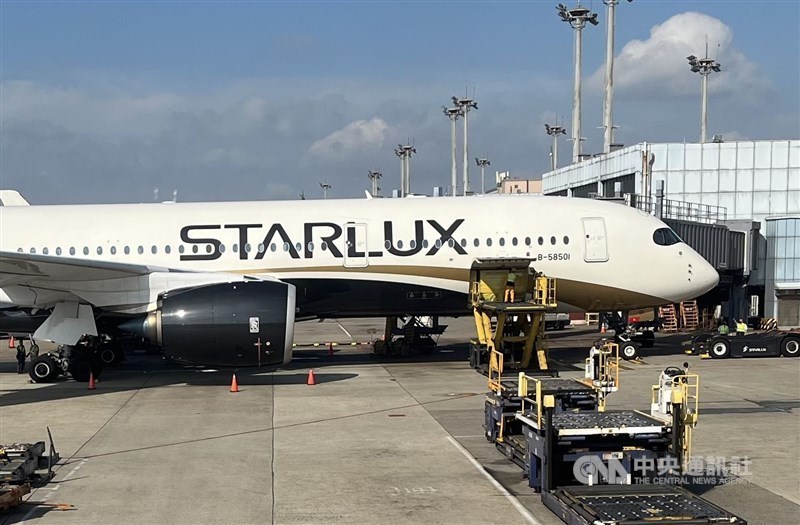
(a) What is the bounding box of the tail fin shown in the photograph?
[0,190,30,206]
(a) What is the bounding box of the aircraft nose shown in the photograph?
[688,256,719,297]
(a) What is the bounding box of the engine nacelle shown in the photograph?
[141,281,295,367]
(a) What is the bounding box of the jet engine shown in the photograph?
[140,280,296,367]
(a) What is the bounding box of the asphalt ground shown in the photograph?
[0,319,798,525]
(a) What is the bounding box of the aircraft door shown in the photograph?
[582,217,609,262]
[344,222,369,268]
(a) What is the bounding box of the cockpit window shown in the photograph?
[653,228,682,246]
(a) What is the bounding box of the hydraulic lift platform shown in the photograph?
[468,259,557,373]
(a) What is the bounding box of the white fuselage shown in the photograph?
[0,194,719,314]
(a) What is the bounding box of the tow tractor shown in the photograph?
[483,341,746,524]
[686,329,800,359]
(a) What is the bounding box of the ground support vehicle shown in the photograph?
[468,259,557,374]
[483,345,746,524]
[686,330,800,359]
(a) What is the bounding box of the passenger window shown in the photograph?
[460,238,467,247]
[384,240,392,250]
[271,243,277,252]
[525,237,531,246]
[308,242,314,252]
[56,247,62,255]
[410,240,417,249]
[17,247,23,253]
[499,238,505,247]
[43,247,49,255]
[30,248,36,254]
[165,245,171,254]
[474,238,480,247]
[205,245,212,253]
[245,243,251,253]
[397,240,404,249]
[319,242,325,252]
[138,246,144,255]
[151,246,158,254]
[84,247,90,255]
[295,242,301,252]
[563,236,569,245]
[448,238,455,247]
[258,243,265,253]
[177,246,184,254]
[550,236,556,245]
[512,237,518,246]
[486,238,493,247]
[422,239,429,249]
[124,246,130,255]
[70,247,76,255]
[232,244,238,253]
[218,245,224,253]
[192,245,198,254]
[97,247,103,255]
[110,246,116,255]
[435,239,442,248]
[537,237,544,246]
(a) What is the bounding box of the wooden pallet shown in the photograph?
[659,304,678,332]
[0,483,30,512]
[680,301,699,331]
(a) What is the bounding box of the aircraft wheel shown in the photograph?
[99,345,122,366]
[620,341,640,360]
[29,355,60,383]
[709,339,730,359]
[780,336,800,358]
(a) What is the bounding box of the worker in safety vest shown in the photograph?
[15,341,26,374]
[504,269,517,302]
[736,319,748,335]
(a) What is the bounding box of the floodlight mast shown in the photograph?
[452,95,478,195]
[602,0,632,154]
[394,144,417,197]
[545,124,567,170]
[367,170,382,197]
[443,106,463,196]
[319,182,332,199]
[557,3,598,163]
[687,43,722,143]
[475,157,491,194]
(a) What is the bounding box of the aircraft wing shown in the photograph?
[0,250,171,288]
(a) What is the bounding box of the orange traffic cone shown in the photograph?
[8,337,15,349]
[600,323,606,334]
[328,343,334,357]
[307,369,317,386]
[88,372,96,390]
[230,373,240,393]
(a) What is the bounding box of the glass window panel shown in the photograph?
[754,142,772,168]
[753,169,771,191]
[736,143,754,169]
[771,141,789,169]
[702,170,719,193]
[702,146,719,170]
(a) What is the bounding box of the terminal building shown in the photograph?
[538,139,800,328]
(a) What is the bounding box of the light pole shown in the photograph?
[602,0,632,154]
[557,3,598,163]
[475,157,491,194]
[367,170,382,197]
[443,106,462,196]
[452,95,478,195]
[687,46,721,144]
[319,182,331,199]
[394,144,416,197]
[545,124,567,170]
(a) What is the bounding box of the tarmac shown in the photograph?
[0,318,798,525]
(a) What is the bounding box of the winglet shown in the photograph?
[0,190,30,206]
[364,190,373,200]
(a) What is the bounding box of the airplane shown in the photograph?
[0,189,718,372]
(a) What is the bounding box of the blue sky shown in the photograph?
[1,1,798,204]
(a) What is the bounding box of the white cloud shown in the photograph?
[309,118,390,158]
[589,12,768,98]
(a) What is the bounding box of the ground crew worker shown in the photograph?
[504,269,517,302]
[16,341,26,374]
[736,319,748,335]
[717,319,729,334]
